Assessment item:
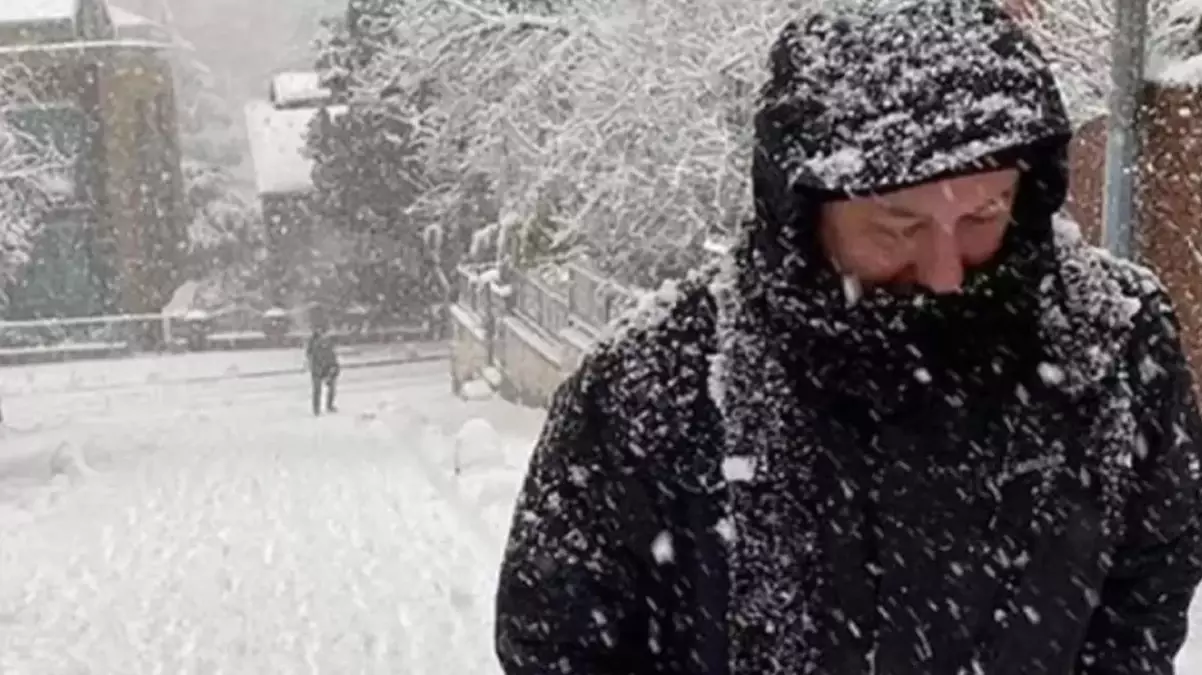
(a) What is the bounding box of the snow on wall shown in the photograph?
[1147,0,1202,85]
[244,101,320,196]
[1152,53,1202,86]
[0,0,76,24]
[270,71,332,109]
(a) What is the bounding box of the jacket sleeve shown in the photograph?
[1078,294,1202,674]
[494,364,643,675]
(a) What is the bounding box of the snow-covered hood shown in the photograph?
[705,2,1154,400]
[750,1,1072,242]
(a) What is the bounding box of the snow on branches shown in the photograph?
[341,0,811,287]
[1021,0,1202,123]
[337,0,1202,285]
[0,64,72,292]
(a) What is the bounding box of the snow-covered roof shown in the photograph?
[109,5,169,43]
[0,0,77,25]
[270,71,332,109]
[245,100,321,196]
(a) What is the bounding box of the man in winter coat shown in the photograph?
[495,3,1202,675]
[306,324,340,415]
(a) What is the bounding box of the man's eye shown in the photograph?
[964,213,1001,228]
[871,223,919,246]
[870,225,900,242]
[973,200,1010,221]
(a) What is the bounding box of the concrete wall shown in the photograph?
[449,305,490,393]
[448,264,617,408]
[494,317,567,407]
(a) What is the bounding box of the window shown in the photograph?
[8,207,108,319]
[1,102,86,203]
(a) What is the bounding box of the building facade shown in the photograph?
[245,71,346,309]
[0,0,186,319]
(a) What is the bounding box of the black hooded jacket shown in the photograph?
[495,4,1202,674]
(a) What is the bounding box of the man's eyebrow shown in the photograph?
[972,188,1015,213]
[879,202,923,219]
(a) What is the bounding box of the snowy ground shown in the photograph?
[1,352,1200,673]
[0,341,446,396]
[0,354,542,674]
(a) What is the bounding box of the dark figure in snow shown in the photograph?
[306,325,340,415]
[496,4,1202,675]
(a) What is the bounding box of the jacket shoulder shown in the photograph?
[1046,217,1177,391]
[559,270,720,480]
[584,270,719,400]
[1054,218,1164,301]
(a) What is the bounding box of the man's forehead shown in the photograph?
[870,170,1019,209]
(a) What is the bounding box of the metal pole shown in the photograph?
[1101,0,1150,260]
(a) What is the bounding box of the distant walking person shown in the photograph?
[305,323,340,416]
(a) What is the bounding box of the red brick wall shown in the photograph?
[1067,84,1202,386]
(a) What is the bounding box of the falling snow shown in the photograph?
[6,1,1202,674]
[0,355,543,673]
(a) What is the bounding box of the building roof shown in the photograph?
[270,71,332,109]
[0,0,76,25]
[244,100,322,196]
[0,0,171,49]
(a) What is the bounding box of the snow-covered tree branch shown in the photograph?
[333,0,814,287]
[0,64,73,293]
[331,0,1202,286]
[1022,0,1202,123]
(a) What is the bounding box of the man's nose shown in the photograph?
[914,226,964,294]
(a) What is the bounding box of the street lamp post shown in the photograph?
[1101,0,1151,260]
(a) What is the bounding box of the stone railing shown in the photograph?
[0,305,431,366]
[448,238,739,406]
[448,260,639,406]
[564,264,638,335]
[512,272,571,337]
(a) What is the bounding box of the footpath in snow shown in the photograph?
[0,355,541,674]
[0,341,446,396]
[1,352,1200,672]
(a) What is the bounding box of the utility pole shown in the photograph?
[1101,0,1150,260]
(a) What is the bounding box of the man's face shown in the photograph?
[818,169,1020,294]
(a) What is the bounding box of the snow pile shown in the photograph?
[460,377,495,401]
[453,418,503,476]
[447,421,534,535]
[48,440,93,483]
